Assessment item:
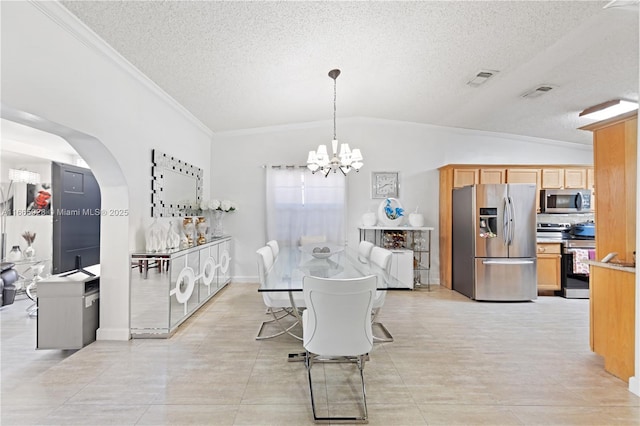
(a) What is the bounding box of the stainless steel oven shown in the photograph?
[561,238,595,299]
[540,189,593,213]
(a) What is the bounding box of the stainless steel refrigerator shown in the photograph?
[452,184,537,301]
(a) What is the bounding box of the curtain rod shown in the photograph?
[262,164,307,169]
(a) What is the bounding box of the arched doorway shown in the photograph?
[2,104,131,341]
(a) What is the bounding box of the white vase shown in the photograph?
[145,218,166,252]
[166,220,181,250]
[362,212,377,227]
[212,210,225,237]
[409,213,424,227]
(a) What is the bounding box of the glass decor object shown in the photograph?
[211,210,225,238]
[7,245,22,261]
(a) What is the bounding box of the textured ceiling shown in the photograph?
[60,1,639,145]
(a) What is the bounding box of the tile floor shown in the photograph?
[1,283,639,425]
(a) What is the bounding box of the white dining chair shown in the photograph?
[266,240,280,259]
[358,240,375,262]
[299,235,327,246]
[302,274,377,422]
[369,246,394,342]
[255,246,304,341]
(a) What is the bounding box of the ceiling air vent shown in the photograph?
[466,70,499,87]
[521,84,558,99]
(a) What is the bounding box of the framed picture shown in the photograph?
[371,172,399,199]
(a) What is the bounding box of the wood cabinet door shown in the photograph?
[479,168,506,184]
[506,168,541,185]
[564,168,587,188]
[537,243,561,291]
[453,169,478,188]
[587,167,595,190]
[541,168,564,189]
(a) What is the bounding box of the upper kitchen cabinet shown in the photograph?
[480,168,506,185]
[541,168,564,188]
[453,167,507,188]
[564,168,588,189]
[506,168,541,186]
[453,168,478,188]
[541,167,592,189]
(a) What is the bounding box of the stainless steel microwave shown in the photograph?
[540,189,593,213]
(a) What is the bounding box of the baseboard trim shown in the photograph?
[96,327,131,341]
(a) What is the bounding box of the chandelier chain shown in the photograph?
[333,77,337,140]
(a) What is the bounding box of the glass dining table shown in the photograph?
[259,244,407,356]
[259,244,408,294]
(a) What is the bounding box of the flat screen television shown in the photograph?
[51,162,101,276]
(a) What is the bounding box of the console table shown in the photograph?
[130,236,231,338]
[358,226,433,289]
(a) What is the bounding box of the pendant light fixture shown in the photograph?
[307,69,363,177]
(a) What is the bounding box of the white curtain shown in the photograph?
[266,166,346,248]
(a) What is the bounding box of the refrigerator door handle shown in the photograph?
[508,196,515,245]
[503,197,510,246]
[482,260,535,265]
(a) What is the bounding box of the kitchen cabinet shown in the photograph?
[536,243,562,291]
[453,168,478,188]
[564,168,588,189]
[480,168,506,184]
[506,168,541,186]
[541,167,591,189]
[587,168,595,190]
[507,168,542,212]
[581,111,636,382]
[541,168,564,189]
[439,164,593,289]
[358,226,433,289]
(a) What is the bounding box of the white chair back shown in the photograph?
[300,235,327,246]
[256,246,274,284]
[370,246,392,274]
[266,240,280,259]
[358,241,375,261]
[302,275,377,357]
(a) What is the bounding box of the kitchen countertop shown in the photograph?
[585,260,636,274]
[536,238,564,244]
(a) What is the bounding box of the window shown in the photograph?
[266,167,346,247]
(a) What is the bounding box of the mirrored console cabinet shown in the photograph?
[130,236,231,338]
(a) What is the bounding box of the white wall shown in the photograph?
[212,117,593,282]
[1,2,212,340]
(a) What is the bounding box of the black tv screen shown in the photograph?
[51,162,101,275]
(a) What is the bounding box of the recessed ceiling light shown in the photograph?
[579,99,638,120]
[467,70,499,87]
[521,84,557,99]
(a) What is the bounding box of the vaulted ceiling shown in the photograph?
[60,1,638,145]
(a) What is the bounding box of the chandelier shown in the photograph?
[307,69,363,177]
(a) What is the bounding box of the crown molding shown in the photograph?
[29,1,214,138]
